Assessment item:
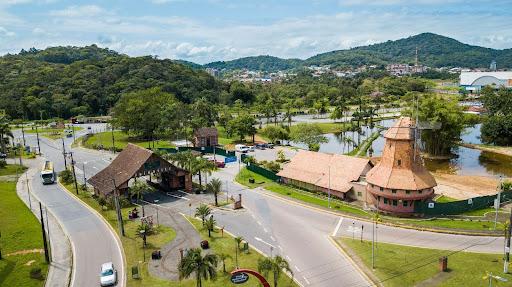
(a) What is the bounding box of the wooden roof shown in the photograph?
[384,117,413,140]
[194,127,218,137]
[277,150,371,193]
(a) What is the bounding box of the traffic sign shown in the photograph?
[231,272,250,284]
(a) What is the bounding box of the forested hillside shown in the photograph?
[0,45,221,120]
[204,33,512,71]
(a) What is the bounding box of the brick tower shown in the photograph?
[366,117,437,214]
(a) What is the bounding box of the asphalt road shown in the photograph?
[14,125,125,287]
[15,124,504,287]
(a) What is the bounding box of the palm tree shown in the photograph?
[205,178,222,206]
[196,158,216,189]
[218,253,232,273]
[195,204,211,225]
[204,215,216,237]
[178,248,218,287]
[128,181,155,203]
[257,256,294,287]
[0,112,13,154]
[234,236,244,268]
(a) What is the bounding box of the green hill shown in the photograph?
[0,45,221,120]
[204,55,303,72]
[204,33,512,70]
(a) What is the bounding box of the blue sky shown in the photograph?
[0,0,511,64]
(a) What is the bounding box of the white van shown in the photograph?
[235,144,250,153]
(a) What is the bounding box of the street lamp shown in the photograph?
[139,229,147,262]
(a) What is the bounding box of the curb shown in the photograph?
[253,188,502,237]
[58,180,127,287]
[16,161,73,287]
[180,213,303,287]
[327,236,379,287]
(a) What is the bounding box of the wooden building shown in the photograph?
[193,127,218,147]
[88,143,192,197]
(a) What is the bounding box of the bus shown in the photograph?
[41,160,55,184]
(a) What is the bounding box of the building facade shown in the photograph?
[460,71,512,92]
[366,117,437,214]
[193,127,218,147]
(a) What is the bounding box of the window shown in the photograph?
[418,190,423,194]
[357,192,362,197]
[397,160,401,166]
[403,201,408,207]
[392,200,398,206]
[406,190,410,194]
[392,189,397,194]
[380,187,384,191]
[383,198,388,204]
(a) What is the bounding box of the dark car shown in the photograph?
[0,153,7,159]
[255,143,266,150]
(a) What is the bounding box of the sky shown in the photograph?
[0,0,511,64]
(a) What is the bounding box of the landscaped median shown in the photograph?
[236,167,507,234]
[79,130,175,151]
[335,237,512,287]
[0,165,48,287]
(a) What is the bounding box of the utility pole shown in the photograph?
[35,125,41,155]
[61,138,67,168]
[70,152,79,195]
[82,162,87,188]
[39,202,50,263]
[112,178,125,236]
[504,206,512,273]
[495,177,503,230]
[111,123,115,154]
[328,164,331,208]
[372,217,375,269]
[21,124,26,147]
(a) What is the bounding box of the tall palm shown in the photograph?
[0,112,13,154]
[257,256,294,287]
[234,236,244,268]
[218,253,232,273]
[205,178,222,206]
[196,158,216,189]
[178,248,218,287]
[195,204,211,225]
[204,215,216,237]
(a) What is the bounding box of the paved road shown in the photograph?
[13,125,125,287]
[17,124,504,287]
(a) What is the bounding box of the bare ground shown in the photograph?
[433,173,500,199]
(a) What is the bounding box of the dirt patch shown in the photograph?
[6,249,44,257]
[434,173,499,200]
[25,260,36,266]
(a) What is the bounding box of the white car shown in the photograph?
[235,144,250,153]
[100,262,117,286]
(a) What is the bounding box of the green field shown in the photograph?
[0,164,27,176]
[82,131,175,151]
[339,238,512,287]
[0,169,48,287]
[236,168,505,232]
[24,127,83,140]
[435,195,458,203]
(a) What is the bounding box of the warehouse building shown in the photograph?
[460,71,512,92]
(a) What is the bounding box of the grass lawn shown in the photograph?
[338,238,512,287]
[82,131,175,151]
[185,217,298,287]
[236,168,505,232]
[0,164,27,176]
[24,127,83,140]
[236,167,370,217]
[60,182,176,287]
[0,181,48,287]
[435,195,458,203]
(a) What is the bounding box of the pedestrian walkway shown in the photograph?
[146,203,202,281]
[16,158,72,287]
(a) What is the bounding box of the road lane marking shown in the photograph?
[166,192,190,201]
[278,245,283,251]
[263,227,268,233]
[270,235,276,241]
[332,217,344,236]
[303,276,310,285]
[286,255,291,261]
[295,265,301,272]
[257,221,262,226]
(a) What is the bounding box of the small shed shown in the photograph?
[193,127,218,147]
[87,144,192,197]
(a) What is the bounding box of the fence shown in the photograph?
[414,191,512,215]
[246,162,281,182]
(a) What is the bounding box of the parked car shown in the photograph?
[235,144,250,153]
[255,143,266,150]
[0,153,7,159]
[265,143,275,149]
[247,145,255,152]
[100,262,117,286]
[209,159,225,168]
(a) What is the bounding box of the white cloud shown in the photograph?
[0,26,15,36]
[50,5,105,17]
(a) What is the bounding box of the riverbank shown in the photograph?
[460,143,512,158]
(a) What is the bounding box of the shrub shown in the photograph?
[29,267,43,280]
[0,160,6,168]
[59,169,74,184]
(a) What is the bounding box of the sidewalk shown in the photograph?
[15,158,72,287]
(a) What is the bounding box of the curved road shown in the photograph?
[14,126,125,287]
